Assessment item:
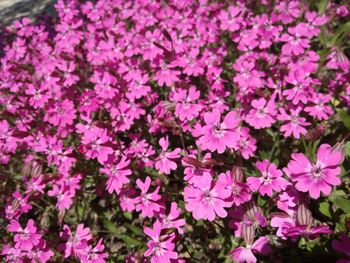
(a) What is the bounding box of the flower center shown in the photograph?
[311,165,322,178]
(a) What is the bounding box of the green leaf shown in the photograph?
[103,219,120,235]
[119,235,142,248]
[125,223,143,236]
[317,0,329,15]
[123,212,132,220]
[318,202,331,218]
[344,141,350,159]
[331,196,350,213]
[337,109,350,130]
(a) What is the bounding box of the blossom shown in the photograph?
[155,136,181,175]
[59,224,92,258]
[7,219,41,250]
[304,92,333,120]
[196,109,239,153]
[101,156,132,194]
[247,160,289,197]
[277,107,310,139]
[333,233,350,262]
[135,176,163,218]
[157,202,186,235]
[81,127,114,164]
[218,171,251,206]
[230,237,271,263]
[184,172,232,221]
[284,144,343,199]
[144,220,178,263]
[245,98,277,129]
[171,86,202,121]
[79,239,109,263]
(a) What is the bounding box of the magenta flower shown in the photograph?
[277,107,310,139]
[218,171,251,206]
[59,224,92,258]
[284,144,343,199]
[283,69,311,105]
[101,156,132,194]
[26,240,54,263]
[304,92,333,120]
[135,176,163,218]
[230,237,271,263]
[157,202,186,235]
[79,239,109,263]
[184,172,232,221]
[280,25,310,56]
[247,160,289,197]
[196,109,239,153]
[245,98,277,129]
[144,220,178,263]
[171,86,202,121]
[81,127,114,164]
[7,219,41,250]
[155,136,181,175]
[333,233,350,261]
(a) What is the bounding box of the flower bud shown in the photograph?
[242,222,255,246]
[296,202,313,226]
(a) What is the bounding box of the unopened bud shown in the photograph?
[296,202,313,226]
[232,166,244,182]
[242,222,255,246]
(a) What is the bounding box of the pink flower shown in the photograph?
[79,239,109,263]
[245,98,277,129]
[304,92,333,120]
[44,99,76,127]
[247,160,289,197]
[219,6,243,32]
[144,220,178,263]
[135,176,163,218]
[157,202,186,235]
[101,156,132,194]
[155,136,181,175]
[26,240,54,263]
[171,86,202,121]
[283,69,311,105]
[184,172,232,221]
[280,25,310,56]
[230,237,271,263]
[81,127,114,164]
[59,224,92,258]
[196,109,239,153]
[282,224,332,240]
[284,144,343,199]
[333,233,350,260]
[218,171,251,206]
[7,219,41,250]
[277,107,310,139]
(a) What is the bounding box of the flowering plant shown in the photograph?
[1,0,350,262]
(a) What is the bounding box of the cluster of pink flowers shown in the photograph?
[0,0,349,262]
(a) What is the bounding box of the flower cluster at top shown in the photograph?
[0,0,349,262]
